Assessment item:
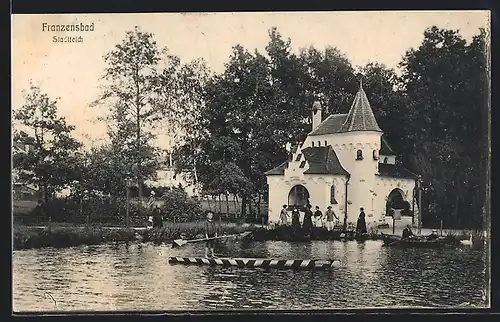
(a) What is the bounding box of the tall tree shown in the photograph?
[357,62,408,160]
[13,84,82,205]
[92,26,179,201]
[399,26,488,227]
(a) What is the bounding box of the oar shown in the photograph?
[173,231,251,247]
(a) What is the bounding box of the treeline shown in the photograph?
[13,26,488,228]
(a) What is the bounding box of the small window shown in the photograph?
[383,157,388,164]
[373,150,379,160]
[317,141,321,146]
[295,154,302,161]
[356,149,363,160]
[299,161,306,168]
[324,140,328,146]
[312,142,315,147]
[330,186,338,204]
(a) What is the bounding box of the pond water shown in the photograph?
[12,240,488,312]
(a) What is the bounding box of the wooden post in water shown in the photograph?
[418,176,422,236]
[392,215,395,235]
[440,219,443,236]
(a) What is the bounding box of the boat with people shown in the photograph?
[381,232,452,248]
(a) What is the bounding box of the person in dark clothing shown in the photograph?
[291,206,301,227]
[204,211,218,258]
[355,207,367,234]
[313,206,323,228]
[303,204,314,230]
[152,205,163,229]
[402,225,414,240]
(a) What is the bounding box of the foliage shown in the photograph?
[141,221,251,243]
[398,27,488,228]
[13,225,136,250]
[159,188,203,222]
[13,84,82,204]
[91,26,173,199]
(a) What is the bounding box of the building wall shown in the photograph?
[304,131,382,225]
[268,131,418,228]
[149,168,200,197]
[374,176,416,225]
[266,173,346,224]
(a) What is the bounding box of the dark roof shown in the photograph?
[309,82,381,136]
[264,161,288,175]
[264,146,350,177]
[380,135,394,155]
[302,146,349,176]
[310,114,348,136]
[378,163,418,179]
[340,82,382,133]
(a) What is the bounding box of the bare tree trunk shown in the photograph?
[233,194,237,218]
[235,195,240,217]
[225,193,230,215]
[257,193,262,218]
[218,195,222,214]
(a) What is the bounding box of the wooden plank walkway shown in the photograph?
[169,257,341,270]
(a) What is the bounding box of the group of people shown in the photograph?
[279,204,370,235]
[278,204,340,231]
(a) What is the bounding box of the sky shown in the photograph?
[11,11,490,150]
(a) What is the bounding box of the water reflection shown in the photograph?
[13,240,488,311]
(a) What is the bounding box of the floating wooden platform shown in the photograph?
[168,257,339,270]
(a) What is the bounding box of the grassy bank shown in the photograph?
[13,225,137,250]
[13,223,485,251]
[141,221,255,244]
[13,222,256,250]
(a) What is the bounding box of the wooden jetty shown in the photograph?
[168,257,340,270]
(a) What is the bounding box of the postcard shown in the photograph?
[12,11,491,312]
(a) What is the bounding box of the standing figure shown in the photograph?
[325,206,338,231]
[204,211,218,258]
[313,206,323,228]
[303,204,314,230]
[152,205,163,229]
[291,205,301,227]
[279,204,289,226]
[355,207,367,235]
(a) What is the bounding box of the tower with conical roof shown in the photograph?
[265,79,417,230]
[303,80,384,224]
[340,79,382,133]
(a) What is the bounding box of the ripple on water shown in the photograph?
[12,242,488,311]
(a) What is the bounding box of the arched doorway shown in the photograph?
[288,185,310,208]
[385,188,409,216]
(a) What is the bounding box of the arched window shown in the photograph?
[373,150,379,160]
[383,157,388,164]
[324,140,328,146]
[356,149,363,160]
[288,185,310,207]
[318,141,321,146]
[312,141,315,147]
[330,185,338,204]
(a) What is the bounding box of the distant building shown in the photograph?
[12,142,39,200]
[146,153,201,197]
[265,82,419,228]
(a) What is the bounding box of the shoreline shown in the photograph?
[13,223,484,251]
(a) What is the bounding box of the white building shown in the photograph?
[265,82,419,229]
[146,153,201,197]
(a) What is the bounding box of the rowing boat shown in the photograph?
[381,234,450,248]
